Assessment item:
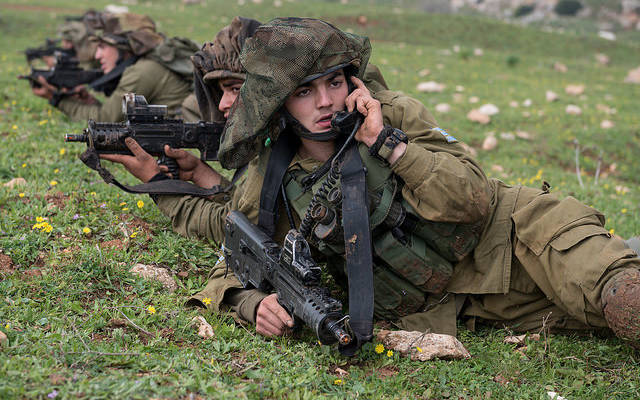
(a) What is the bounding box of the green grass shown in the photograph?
[1,0,640,398]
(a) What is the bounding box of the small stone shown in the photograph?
[453,45,460,53]
[624,67,640,84]
[273,0,282,6]
[595,53,610,65]
[546,90,558,102]
[565,105,582,115]
[129,263,178,292]
[565,84,585,96]
[598,31,616,41]
[191,316,214,339]
[509,101,519,108]
[435,103,451,113]
[477,103,499,116]
[500,132,515,140]
[601,120,614,129]
[468,96,479,104]
[3,177,26,188]
[473,48,484,56]
[491,164,504,173]
[467,109,491,124]
[418,68,430,77]
[516,131,532,140]
[553,62,568,73]
[596,103,612,113]
[482,134,498,150]
[416,81,445,93]
[356,15,368,26]
[334,367,349,376]
[522,99,532,107]
[455,85,465,92]
[504,334,540,345]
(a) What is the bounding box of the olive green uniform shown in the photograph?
[57,58,192,122]
[155,85,640,335]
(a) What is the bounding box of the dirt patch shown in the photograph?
[376,365,399,379]
[45,191,70,210]
[23,269,42,277]
[0,254,15,274]
[100,239,126,251]
[121,215,153,235]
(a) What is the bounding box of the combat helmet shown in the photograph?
[57,10,102,62]
[191,16,261,122]
[218,17,371,169]
[88,12,164,56]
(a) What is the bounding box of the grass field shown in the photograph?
[1,0,640,398]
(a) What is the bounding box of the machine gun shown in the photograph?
[24,39,75,63]
[19,52,102,90]
[224,210,352,348]
[65,93,224,179]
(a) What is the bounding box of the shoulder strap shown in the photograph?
[89,56,138,96]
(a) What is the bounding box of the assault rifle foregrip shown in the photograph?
[223,211,352,346]
[19,52,102,90]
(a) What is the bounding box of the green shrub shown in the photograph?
[554,0,583,16]
[514,5,535,18]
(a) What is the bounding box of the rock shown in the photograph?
[504,333,540,345]
[601,120,615,129]
[467,109,491,124]
[565,105,582,115]
[453,45,460,53]
[553,62,568,73]
[596,103,612,113]
[491,164,504,173]
[500,132,515,140]
[595,53,610,65]
[546,90,558,102]
[129,263,178,292]
[624,67,640,84]
[418,68,430,77]
[522,99,532,107]
[416,81,445,93]
[509,100,519,108]
[482,134,498,150]
[477,103,499,116]
[377,330,470,361]
[0,330,7,347]
[565,84,585,96]
[3,177,26,188]
[598,31,616,41]
[468,96,479,104]
[104,5,129,13]
[191,316,214,339]
[516,131,532,140]
[435,103,451,113]
[356,15,368,26]
[455,85,465,92]
[474,48,484,56]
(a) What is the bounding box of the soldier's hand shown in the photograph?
[255,294,294,337]
[100,137,162,183]
[71,86,98,105]
[163,145,222,188]
[346,76,384,147]
[31,76,56,100]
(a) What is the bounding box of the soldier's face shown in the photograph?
[217,78,244,120]
[95,42,119,73]
[284,69,349,132]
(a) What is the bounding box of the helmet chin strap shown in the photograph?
[280,109,341,142]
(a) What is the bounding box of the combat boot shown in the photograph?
[626,236,640,257]
[602,268,640,349]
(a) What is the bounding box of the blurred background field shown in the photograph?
[1,0,639,398]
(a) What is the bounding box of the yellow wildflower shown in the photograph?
[122,207,129,211]
[82,227,91,234]
[12,125,17,130]
[416,346,423,353]
[622,208,627,214]
[21,163,26,168]
[11,100,16,105]
[19,193,25,198]
[609,228,615,235]
[32,222,53,233]
[54,168,59,174]
[386,350,393,357]
[147,306,156,315]
[375,343,384,354]
[334,379,343,385]
[119,202,127,206]
[50,180,58,186]
[59,148,66,156]
[90,192,96,196]
[36,217,45,223]
[137,200,144,209]
[130,231,138,238]
[4,323,9,329]
[38,120,48,126]
[202,297,212,306]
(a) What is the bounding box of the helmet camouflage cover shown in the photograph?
[218,17,371,169]
[57,10,102,62]
[191,16,261,122]
[89,12,164,56]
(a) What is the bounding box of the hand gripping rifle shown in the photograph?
[24,39,76,64]
[224,210,352,348]
[65,93,234,197]
[19,51,102,90]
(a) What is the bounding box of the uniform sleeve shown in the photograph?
[381,93,491,224]
[56,60,166,122]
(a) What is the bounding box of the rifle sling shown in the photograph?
[89,57,138,95]
[258,134,298,238]
[79,146,244,197]
[338,144,374,356]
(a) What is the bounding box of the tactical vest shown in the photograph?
[284,143,484,321]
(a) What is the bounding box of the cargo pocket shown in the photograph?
[373,264,426,320]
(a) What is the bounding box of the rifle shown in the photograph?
[66,93,222,175]
[19,52,102,90]
[224,210,352,348]
[24,39,75,63]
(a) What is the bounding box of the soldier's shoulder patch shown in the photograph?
[433,127,458,143]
